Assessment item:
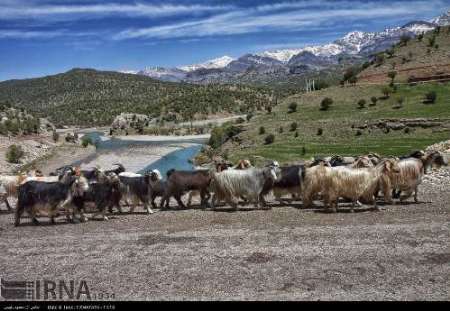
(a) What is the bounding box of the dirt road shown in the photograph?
[0,170,449,301]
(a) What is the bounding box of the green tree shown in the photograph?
[320,98,333,111]
[6,145,24,163]
[288,102,297,113]
[264,134,275,145]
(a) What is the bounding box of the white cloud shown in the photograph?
[114,1,447,40]
[0,2,232,20]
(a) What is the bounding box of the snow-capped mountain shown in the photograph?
[119,70,138,75]
[137,67,187,82]
[430,10,450,26]
[179,56,234,72]
[122,9,449,83]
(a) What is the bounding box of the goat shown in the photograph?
[323,159,400,212]
[391,151,446,202]
[210,164,281,211]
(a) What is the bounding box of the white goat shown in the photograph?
[210,165,281,210]
[323,159,400,212]
[391,151,446,202]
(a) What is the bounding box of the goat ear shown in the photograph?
[74,167,81,176]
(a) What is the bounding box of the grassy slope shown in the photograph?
[359,26,450,83]
[224,82,450,164]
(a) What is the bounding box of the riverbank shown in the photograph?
[76,141,203,173]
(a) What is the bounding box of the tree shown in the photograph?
[278,126,284,134]
[6,145,24,163]
[259,126,265,135]
[264,134,275,145]
[317,128,323,136]
[320,97,333,111]
[381,86,392,99]
[424,91,437,104]
[246,113,253,122]
[386,48,395,58]
[52,130,59,143]
[399,34,411,46]
[387,71,397,83]
[290,122,298,132]
[348,75,357,85]
[375,54,385,66]
[81,136,93,148]
[357,99,366,109]
[428,36,436,47]
[370,96,378,106]
[288,102,297,113]
[417,33,424,41]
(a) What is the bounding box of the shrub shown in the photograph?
[278,126,284,134]
[294,131,299,138]
[370,96,378,106]
[404,127,410,134]
[301,146,306,155]
[266,106,272,114]
[259,126,266,135]
[424,91,437,104]
[375,54,385,66]
[317,128,323,136]
[387,71,397,82]
[348,75,357,85]
[288,102,297,113]
[320,97,333,111]
[386,48,395,58]
[290,122,298,132]
[6,145,24,163]
[355,130,362,136]
[417,33,424,41]
[357,99,366,109]
[81,136,93,148]
[264,134,275,145]
[428,36,436,47]
[208,124,242,149]
[381,86,392,99]
[399,34,411,46]
[246,113,253,122]
[235,117,245,124]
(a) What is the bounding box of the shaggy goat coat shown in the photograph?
[323,160,398,211]
[210,166,280,209]
[302,160,398,211]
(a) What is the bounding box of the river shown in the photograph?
[73,132,208,177]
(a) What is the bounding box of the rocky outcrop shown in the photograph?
[111,113,153,132]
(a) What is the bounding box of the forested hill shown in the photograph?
[0,68,276,126]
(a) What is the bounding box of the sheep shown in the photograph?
[391,151,446,202]
[323,159,400,212]
[210,164,281,211]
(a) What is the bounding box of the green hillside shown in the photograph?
[214,82,450,164]
[0,68,276,127]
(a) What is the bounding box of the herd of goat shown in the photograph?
[0,150,446,227]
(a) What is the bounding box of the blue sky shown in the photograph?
[0,0,449,81]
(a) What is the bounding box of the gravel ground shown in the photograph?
[0,168,449,301]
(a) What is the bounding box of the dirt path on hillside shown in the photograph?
[0,168,449,301]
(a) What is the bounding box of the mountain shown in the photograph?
[179,56,234,72]
[123,9,449,84]
[430,10,450,26]
[137,67,187,82]
[0,68,275,126]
